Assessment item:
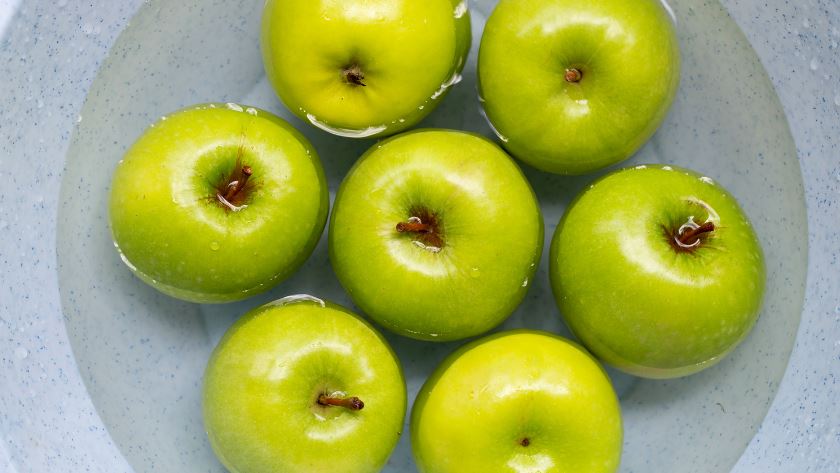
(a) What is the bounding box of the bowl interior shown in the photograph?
[57,0,807,471]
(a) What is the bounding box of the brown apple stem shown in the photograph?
[343,64,366,87]
[678,221,715,246]
[564,68,582,83]
[396,220,432,234]
[318,394,365,411]
[223,166,252,201]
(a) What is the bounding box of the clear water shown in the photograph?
[58,0,806,471]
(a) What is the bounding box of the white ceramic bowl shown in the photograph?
[1,0,838,472]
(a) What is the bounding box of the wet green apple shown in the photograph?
[109,104,328,303]
[478,0,680,174]
[203,295,406,473]
[550,165,765,378]
[411,330,622,473]
[329,129,543,341]
[261,0,471,138]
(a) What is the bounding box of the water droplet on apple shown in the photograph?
[418,105,425,110]
[305,113,387,138]
[699,176,715,185]
[399,118,405,123]
[454,0,467,18]
[14,347,28,360]
[521,278,529,288]
[662,165,673,171]
[634,165,647,170]
[413,241,441,253]
[431,72,463,100]
[210,242,220,251]
[271,294,327,308]
[246,107,258,116]
[226,102,244,112]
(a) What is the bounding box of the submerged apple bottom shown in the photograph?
[203,298,406,473]
[551,166,765,378]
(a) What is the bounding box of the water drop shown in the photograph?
[810,57,820,71]
[454,0,467,18]
[271,294,327,308]
[14,347,29,360]
[413,241,442,253]
[482,110,509,143]
[662,165,673,171]
[418,105,425,110]
[699,176,715,185]
[431,72,464,99]
[226,102,244,112]
[470,267,481,278]
[521,278,529,288]
[210,242,220,251]
[246,107,258,116]
[399,118,405,123]
[76,115,83,123]
[635,165,647,170]
[305,113,386,138]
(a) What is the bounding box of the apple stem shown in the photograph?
[677,221,715,246]
[318,394,365,411]
[223,166,252,201]
[343,64,366,87]
[564,68,582,83]
[396,219,432,234]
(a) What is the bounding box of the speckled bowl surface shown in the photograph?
[1,1,838,472]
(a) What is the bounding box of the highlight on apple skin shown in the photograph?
[550,165,766,378]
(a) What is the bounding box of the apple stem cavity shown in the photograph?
[396,214,445,250]
[318,394,365,411]
[564,68,583,83]
[519,438,531,447]
[343,64,367,87]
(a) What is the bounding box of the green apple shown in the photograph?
[550,165,765,378]
[203,295,406,473]
[478,0,680,174]
[411,330,622,473]
[329,129,543,341]
[261,0,471,138]
[109,104,328,303]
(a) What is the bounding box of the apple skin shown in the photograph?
[329,129,543,341]
[411,330,622,473]
[109,104,328,303]
[550,165,765,378]
[478,0,680,174]
[203,295,407,473]
[261,0,470,138]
